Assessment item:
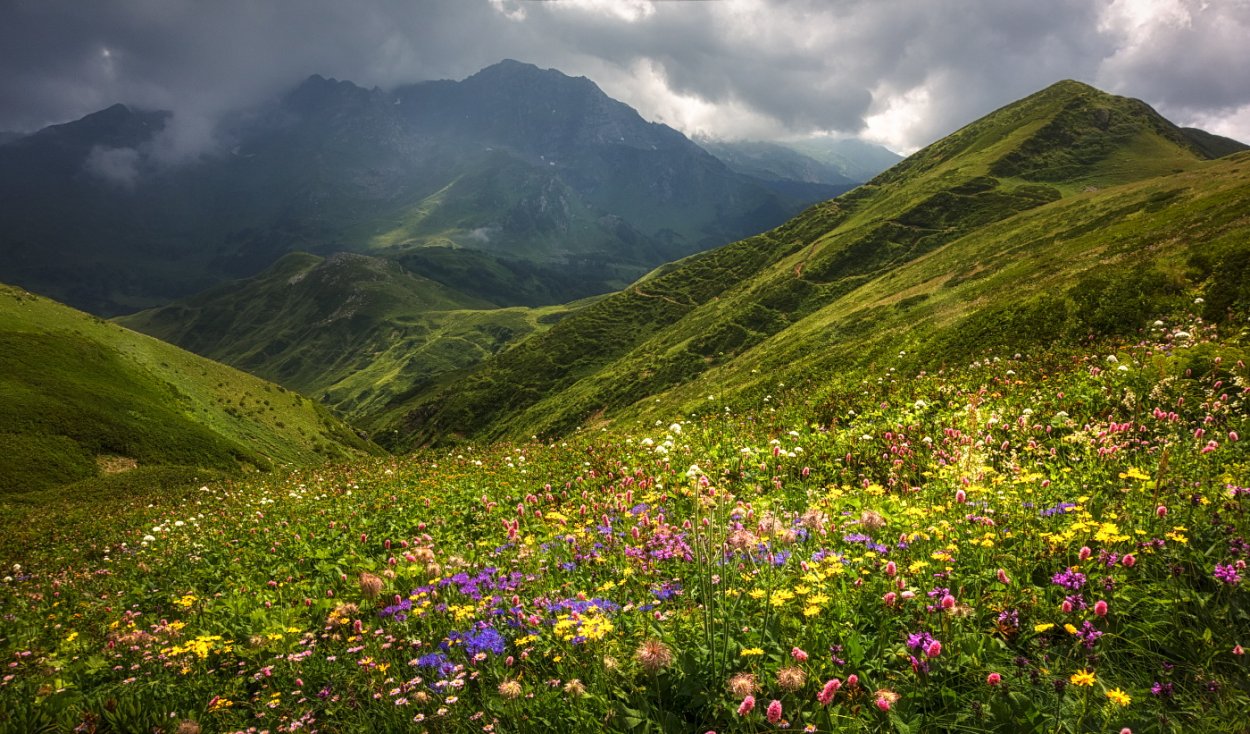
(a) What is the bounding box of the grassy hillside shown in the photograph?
[119,253,593,428]
[386,81,1248,447]
[1,326,1247,732]
[0,284,381,496]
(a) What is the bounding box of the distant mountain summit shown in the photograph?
[0,60,848,315]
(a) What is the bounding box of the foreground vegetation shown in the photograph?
[2,307,1247,732]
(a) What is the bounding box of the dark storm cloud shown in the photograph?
[1,0,1247,154]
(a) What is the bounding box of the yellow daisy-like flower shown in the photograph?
[1105,688,1131,706]
[1070,669,1096,687]
[1064,623,1079,635]
[740,647,765,657]
[1033,623,1055,633]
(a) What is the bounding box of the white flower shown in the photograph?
[686,464,703,479]
[668,423,682,435]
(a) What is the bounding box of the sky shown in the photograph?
[2,0,1249,155]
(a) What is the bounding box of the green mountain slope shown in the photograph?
[119,252,593,428]
[0,284,381,495]
[385,80,1250,447]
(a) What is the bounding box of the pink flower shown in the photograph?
[926,640,942,658]
[847,674,859,689]
[875,695,891,711]
[1234,645,1244,656]
[940,594,956,609]
[791,646,809,662]
[885,561,897,577]
[1061,599,1074,614]
[996,568,1011,585]
[1157,505,1168,518]
[986,672,1002,687]
[766,699,783,724]
[737,695,755,717]
[1094,600,1109,617]
[817,678,841,705]
[883,592,897,607]
[1079,546,1091,561]
[955,489,967,504]
[1122,554,1136,568]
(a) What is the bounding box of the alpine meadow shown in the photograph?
[2,5,1250,733]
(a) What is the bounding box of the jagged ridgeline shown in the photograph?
[0,61,850,316]
[0,285,381,496]
[387,80,1250,447]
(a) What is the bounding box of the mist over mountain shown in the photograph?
[0,60,848,316]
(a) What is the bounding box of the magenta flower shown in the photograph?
[766,699,782,724]
[737,695,755,717]
[986,672,1002,686]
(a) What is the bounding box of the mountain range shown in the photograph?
[0,60,881,316]
[2,71,1248,492]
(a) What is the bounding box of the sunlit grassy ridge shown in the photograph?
[0,284,381,496]
[1,315,1247,732]
[385,82,1249,447]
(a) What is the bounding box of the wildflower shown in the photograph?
[1034,623,1055,633]
[940,594,956,609]
[635,638,674,673]
[1122,553,1136,568]
[955,489,967,504]
[817,678,841,705]
[359,573,384,600]
[1070,669,1096,687]
[926,640,942,658]
[777,666,807,691]
[728,672,758,697]
[1215,564,1242,585]
[874,689,899,711]
[1105,688,1131,706]
[766,699,783,724]
[1234,645,1245,656]
[1094,600,1109,617]
[1156,505,1168,518]
[997,568,1011,585]
[737,695,755,716]
[497,679,522,699]
[791,647,808,662]
[740,647,765,657]
[860,510,886,530]
[986,672,1002,686]
[885,561,897,576]
[1079,546,1092,561]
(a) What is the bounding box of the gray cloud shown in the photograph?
[1,0,1248,154]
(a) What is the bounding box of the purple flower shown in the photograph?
[1051,567,1087,590]
[1215,564,1242,585]
[1077,621,1103,650]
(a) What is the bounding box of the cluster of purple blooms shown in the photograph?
[1051,567,1087,590]
[1214,563,1242,585]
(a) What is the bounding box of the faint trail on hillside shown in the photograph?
[631,287,691,307]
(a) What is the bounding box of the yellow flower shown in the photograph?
[1064,623,1079,635]
[1070,669,1096,687]
[740,647,765,657]
[1033,623,1055,633]
[803,605,821,618]
[1105,688,1131,706]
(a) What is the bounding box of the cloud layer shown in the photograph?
[3,0,1249,153]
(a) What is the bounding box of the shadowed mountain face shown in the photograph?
[0,60,848,315]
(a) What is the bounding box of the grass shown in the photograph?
[0,284,381,496]
[0,317,1247,732]
[381,81,1250,447]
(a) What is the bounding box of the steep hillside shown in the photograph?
[0,284,381,495]
[120,252,591,427]
[386,80,1250,446]
[0,61,838,315]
